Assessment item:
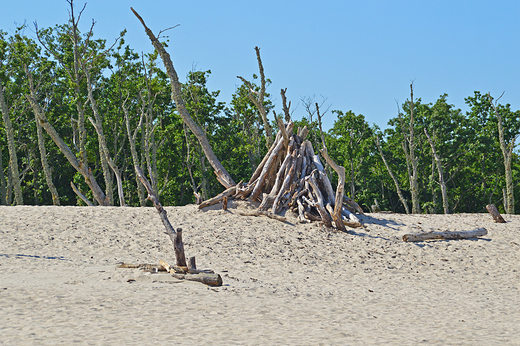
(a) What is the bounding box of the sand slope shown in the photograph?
[1,202,519,345]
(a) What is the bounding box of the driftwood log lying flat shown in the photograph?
[486,204,506,223]
[160,260,222,287]
[403,228,488,242]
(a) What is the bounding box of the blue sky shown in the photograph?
[2,0,519,130]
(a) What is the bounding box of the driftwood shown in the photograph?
[198,185,237,209]
[486,204,506,223]
[136,165,187,267]
[160,259,222,286]
[201,115,363,230]
[403,228,488,242]
[131,7,235,189]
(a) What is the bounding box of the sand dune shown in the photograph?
[1,203,519,345]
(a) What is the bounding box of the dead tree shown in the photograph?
[424,127,449,214]
[237,47,274,149]
[403,83,421,214]
[489,92,517,214]
[131,8,235,189]
[0,69,23,205]
[375,135,410,214]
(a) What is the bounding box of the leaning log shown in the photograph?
[198,185,237,209]
[486,204,506,223]
[403,228,488,242]
[136,165,187,267]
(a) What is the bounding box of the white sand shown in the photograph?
[1,202,519,345]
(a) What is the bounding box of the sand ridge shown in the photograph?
[0,203,519,345]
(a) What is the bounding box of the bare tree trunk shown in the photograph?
[424,128,449,214]
[489,93,516,214]
[122,97,147,206]
[407,84,421,213]
[132,8,236,188]
[237,47,274,149]
[0,81,23,205]
[84,70,115,205]
[376,136,410,214]
[0,147,6,204]
[35,112,60,205]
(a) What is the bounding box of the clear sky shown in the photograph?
[2,0,519,130]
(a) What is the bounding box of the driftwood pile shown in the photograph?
[199,120,364,230]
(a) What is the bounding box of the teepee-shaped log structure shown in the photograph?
[199,119,364,230]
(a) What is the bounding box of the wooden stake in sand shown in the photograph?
[486,204,506,223]
[403,228,488,242]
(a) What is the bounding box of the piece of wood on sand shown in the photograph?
[486,204,506,223]
[135,165,222,286]
[160,259,222,287]
[403,228,488,242]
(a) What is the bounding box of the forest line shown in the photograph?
[1,3,519,214]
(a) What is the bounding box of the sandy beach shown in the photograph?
[1,202,519,345]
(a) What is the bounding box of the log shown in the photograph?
[272,162,296,214]
[198,185,237,209]
[250,136,286,201]
[403,228,488,242]
[171,272,223,287]
[136,166,187,267]
[259,144,294,210]
[486,204,506,223]
[305,173,333,227]
[320,147,346,232]
[343,195,364,215]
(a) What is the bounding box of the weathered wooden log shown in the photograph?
[171,272,223,286]
[486,204,506,223]
[136,166,187,267]
[403,228,488,242]
[237,210,287,222]
[272,162,296,214]
[297,126,309,141]
[160,259,220,285]
[259,144,294,210]
[248,131,282,185]
[320,147,346,232]
[250,136,286,201]
[308,147,335,205]
[296,198,309,223]
[343,195,364,215]
[341,206,360,223]
[198,185,237,209]
[305,173,333,227]
[304,211,322,222]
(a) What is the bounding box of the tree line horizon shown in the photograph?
[1,4,519,214]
